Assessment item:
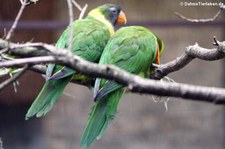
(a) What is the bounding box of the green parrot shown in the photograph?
[25,4,127,120]
[80,26,164,148]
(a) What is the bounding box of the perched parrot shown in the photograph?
[80,26,164,148]
[25,4,127,120]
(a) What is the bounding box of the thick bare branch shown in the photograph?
[1,39,225,104]
[0,55,94,87]
[153,38,225,79]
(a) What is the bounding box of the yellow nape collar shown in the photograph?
[88,9,114,36]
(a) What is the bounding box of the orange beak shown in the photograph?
[116,11,127,24]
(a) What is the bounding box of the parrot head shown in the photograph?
[88,4,127,27]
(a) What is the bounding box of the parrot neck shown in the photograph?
[88,10,114,36]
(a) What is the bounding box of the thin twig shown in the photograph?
[0,55,47,76]
[28,0,39,4]
[79,4,88,20]
[0,56,55,67]
[0,48,8,54]
[175,5,225,23]
[66,0,74,52]
[71,0,82,11]
[0,138,2,149]
[213,36,219,46]
[0,65,28,91]
[6,0,28,40]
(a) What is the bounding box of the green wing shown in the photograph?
[26,18,111,119]
[95,26,158,98]
[81,26,159,148]
[47,18,111,80]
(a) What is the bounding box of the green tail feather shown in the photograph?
[80,89,124,148]
[25,76,72,120]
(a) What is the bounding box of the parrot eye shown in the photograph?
[110,8,118,14]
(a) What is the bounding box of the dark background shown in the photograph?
[0,0,225,149]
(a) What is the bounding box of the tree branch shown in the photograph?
[0,65,28,91]
[66,0,87,51]
[0,138,3,149]
[153,37,225,79]
[1,39,225,104]
[79,4,88,20]
[175,5,225,23]
[66,0,74,52]
[5,0,28,40]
